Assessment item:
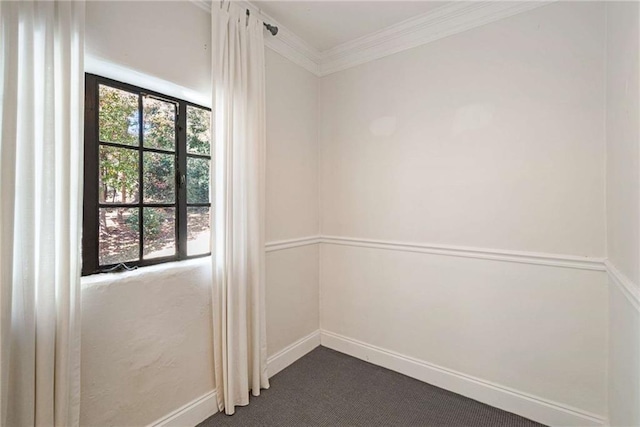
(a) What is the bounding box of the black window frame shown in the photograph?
[82,73,212,276]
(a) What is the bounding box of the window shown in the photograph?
[82,74,212,275]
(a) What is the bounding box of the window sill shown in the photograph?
[81,256,211,288]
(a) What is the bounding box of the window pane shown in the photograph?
[187,157,209,203]
[143,207,176,259]
[143,152,175,203]
[143,96,176,151]
[99,85,139,146]
[187,207,210,256]
[187,106,211,155]
[99,207,139,265]
[99,145,139,204]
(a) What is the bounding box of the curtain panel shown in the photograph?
[0,2,85,426]
[210,1,270,416]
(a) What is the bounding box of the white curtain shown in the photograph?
[0,1,84,426]
[211,1,270,415]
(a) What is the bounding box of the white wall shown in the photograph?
[320,2,605,256]
[82,2,319,425]
[605,2,640,426]
[81,1,637,425]
[81,261,215,427]
[319,1,608,422]
[265,47,320,357]
[265,49,319,243]
[86,1,211,97]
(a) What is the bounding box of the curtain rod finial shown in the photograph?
[264,23,278,36]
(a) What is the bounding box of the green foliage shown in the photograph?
[98,87,212,206]
[144,152,175,203]
[187,157,210,203]
[186,107,211,203]
[98,86,140,203]
[99,85,139,145]
[100,146,139,203]
[125,208,166,239]
[98,85,211,261]
[187,106,211,155]
[143,97,176,151]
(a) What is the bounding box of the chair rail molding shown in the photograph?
[321,235,605,272]
[605,260,640,311]
[190,1,554,77]
[264,235,605,271]
[266,236,322,252]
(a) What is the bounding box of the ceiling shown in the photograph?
[252,1,449,52]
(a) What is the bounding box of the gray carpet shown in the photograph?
[197,346,546,427]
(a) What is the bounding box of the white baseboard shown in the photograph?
[151,329,602,427]
[149,390,218,427]
[320,330,606,427]
[149,330,320,427]
[267,330,321,377]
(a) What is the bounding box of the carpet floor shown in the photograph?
[197,346,546,427]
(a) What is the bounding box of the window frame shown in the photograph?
[82,73,212,276]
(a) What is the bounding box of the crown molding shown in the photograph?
[264,24,322,76]
[193,1,554,77]
[189,0,322,75]
[189,0,211,13]
[320,1,554,76]
[244,0,324,75]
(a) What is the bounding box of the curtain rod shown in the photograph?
[246,9,278,36]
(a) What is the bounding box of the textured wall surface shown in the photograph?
[81,261,214,426]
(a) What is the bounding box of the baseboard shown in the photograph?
[148,331,320,427]
[320,330,606,427]
[149,390,218,427]
[268,330,321,377]
[149,329,604,426]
